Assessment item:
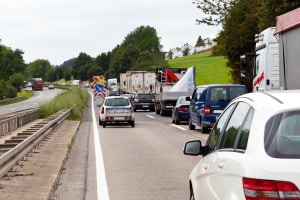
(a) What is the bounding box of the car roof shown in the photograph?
[235,90,300,115]
[104,96,128,100]
[195,84,246,88]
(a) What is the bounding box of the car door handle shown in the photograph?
[218,162,224,169]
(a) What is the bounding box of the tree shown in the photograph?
[122,25,162,53]
[107,25,166,79]
[0,45,26,81]
[8,73,25,92]
[28,59,52,81]
[193,0,234,25]
[72,52,94,79]
[195,35,205,47]
[182,47,191,56]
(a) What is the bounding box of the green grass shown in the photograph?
[167,51,232,86]
[39,87,89,120]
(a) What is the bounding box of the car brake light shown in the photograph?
[204,106,211,115]
[243,177,300,200]
[178,107,188,111]
[101,107,105,114]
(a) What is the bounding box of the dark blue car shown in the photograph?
[171,96,190,124]
[186,84,247,133]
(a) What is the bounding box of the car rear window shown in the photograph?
[209,86,246,102]
[136,94,153,100]
[105,98,130,106]
[265,110,300,158]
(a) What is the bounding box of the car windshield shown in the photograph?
[105,98,130,106]
[265,110,300,158]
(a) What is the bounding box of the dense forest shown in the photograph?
[0,1,299,99]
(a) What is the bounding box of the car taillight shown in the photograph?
[100,107,105,114]
[134,99,139,103]
[152,98,155,102]
[204,106,211,115]
[243,177,300,200]
[178,107,188,111]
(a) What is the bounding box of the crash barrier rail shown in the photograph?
[0,108,39,136]
[0,108,72,178]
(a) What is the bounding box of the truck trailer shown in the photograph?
[120,71,156,94]
[154,66,195,116]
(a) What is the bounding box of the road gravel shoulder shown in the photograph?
[0,120,80,200]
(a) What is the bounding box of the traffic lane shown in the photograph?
[99,112,203,200]
[0,87,62,115]
[134,110,209,142]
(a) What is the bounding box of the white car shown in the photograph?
[99,96,135,128]
[183,90,300,200]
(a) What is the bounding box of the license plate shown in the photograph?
[113,117,124,120]
[214,110,223,114]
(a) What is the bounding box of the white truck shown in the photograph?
[154,66,195,116]
[241,7,300,91]
[107,78,118,89]
[120,71,156,94]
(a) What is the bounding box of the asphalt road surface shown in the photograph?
[52,93,209,200]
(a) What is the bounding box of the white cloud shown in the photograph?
[0,0,221,65]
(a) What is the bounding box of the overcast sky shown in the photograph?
[1,0,221,65]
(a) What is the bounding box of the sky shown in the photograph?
[1,0,221,66]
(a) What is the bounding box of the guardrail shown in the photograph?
[0,108,39,136]
[0,108,72,178]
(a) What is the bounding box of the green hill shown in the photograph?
[167,51,232,86]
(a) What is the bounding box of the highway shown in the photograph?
[0,88,62,115]
[0,89,209,199]
[53,92,209,200]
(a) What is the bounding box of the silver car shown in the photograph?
[99,96,135,128]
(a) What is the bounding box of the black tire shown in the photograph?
[131,121,135,127]
[174,115,180,125]
[102,121,106,128]
[189,118,195,130]
[200,119,209,133]
[99,117,102,126]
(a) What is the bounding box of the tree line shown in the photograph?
[0,25,166,100]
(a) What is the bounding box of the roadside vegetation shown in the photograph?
[0,90,33,106]
[168,51,231,86]
[38,87,89,120]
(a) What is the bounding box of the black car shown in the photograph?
[133,93,155,112]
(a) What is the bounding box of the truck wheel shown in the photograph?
[189,119,195,130]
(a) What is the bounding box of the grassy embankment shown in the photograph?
[168,51,232,86]
[38,86,89,120]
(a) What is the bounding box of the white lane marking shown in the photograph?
[169,124,187,131]
[146,115,155,118]
[91,93,110,200]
